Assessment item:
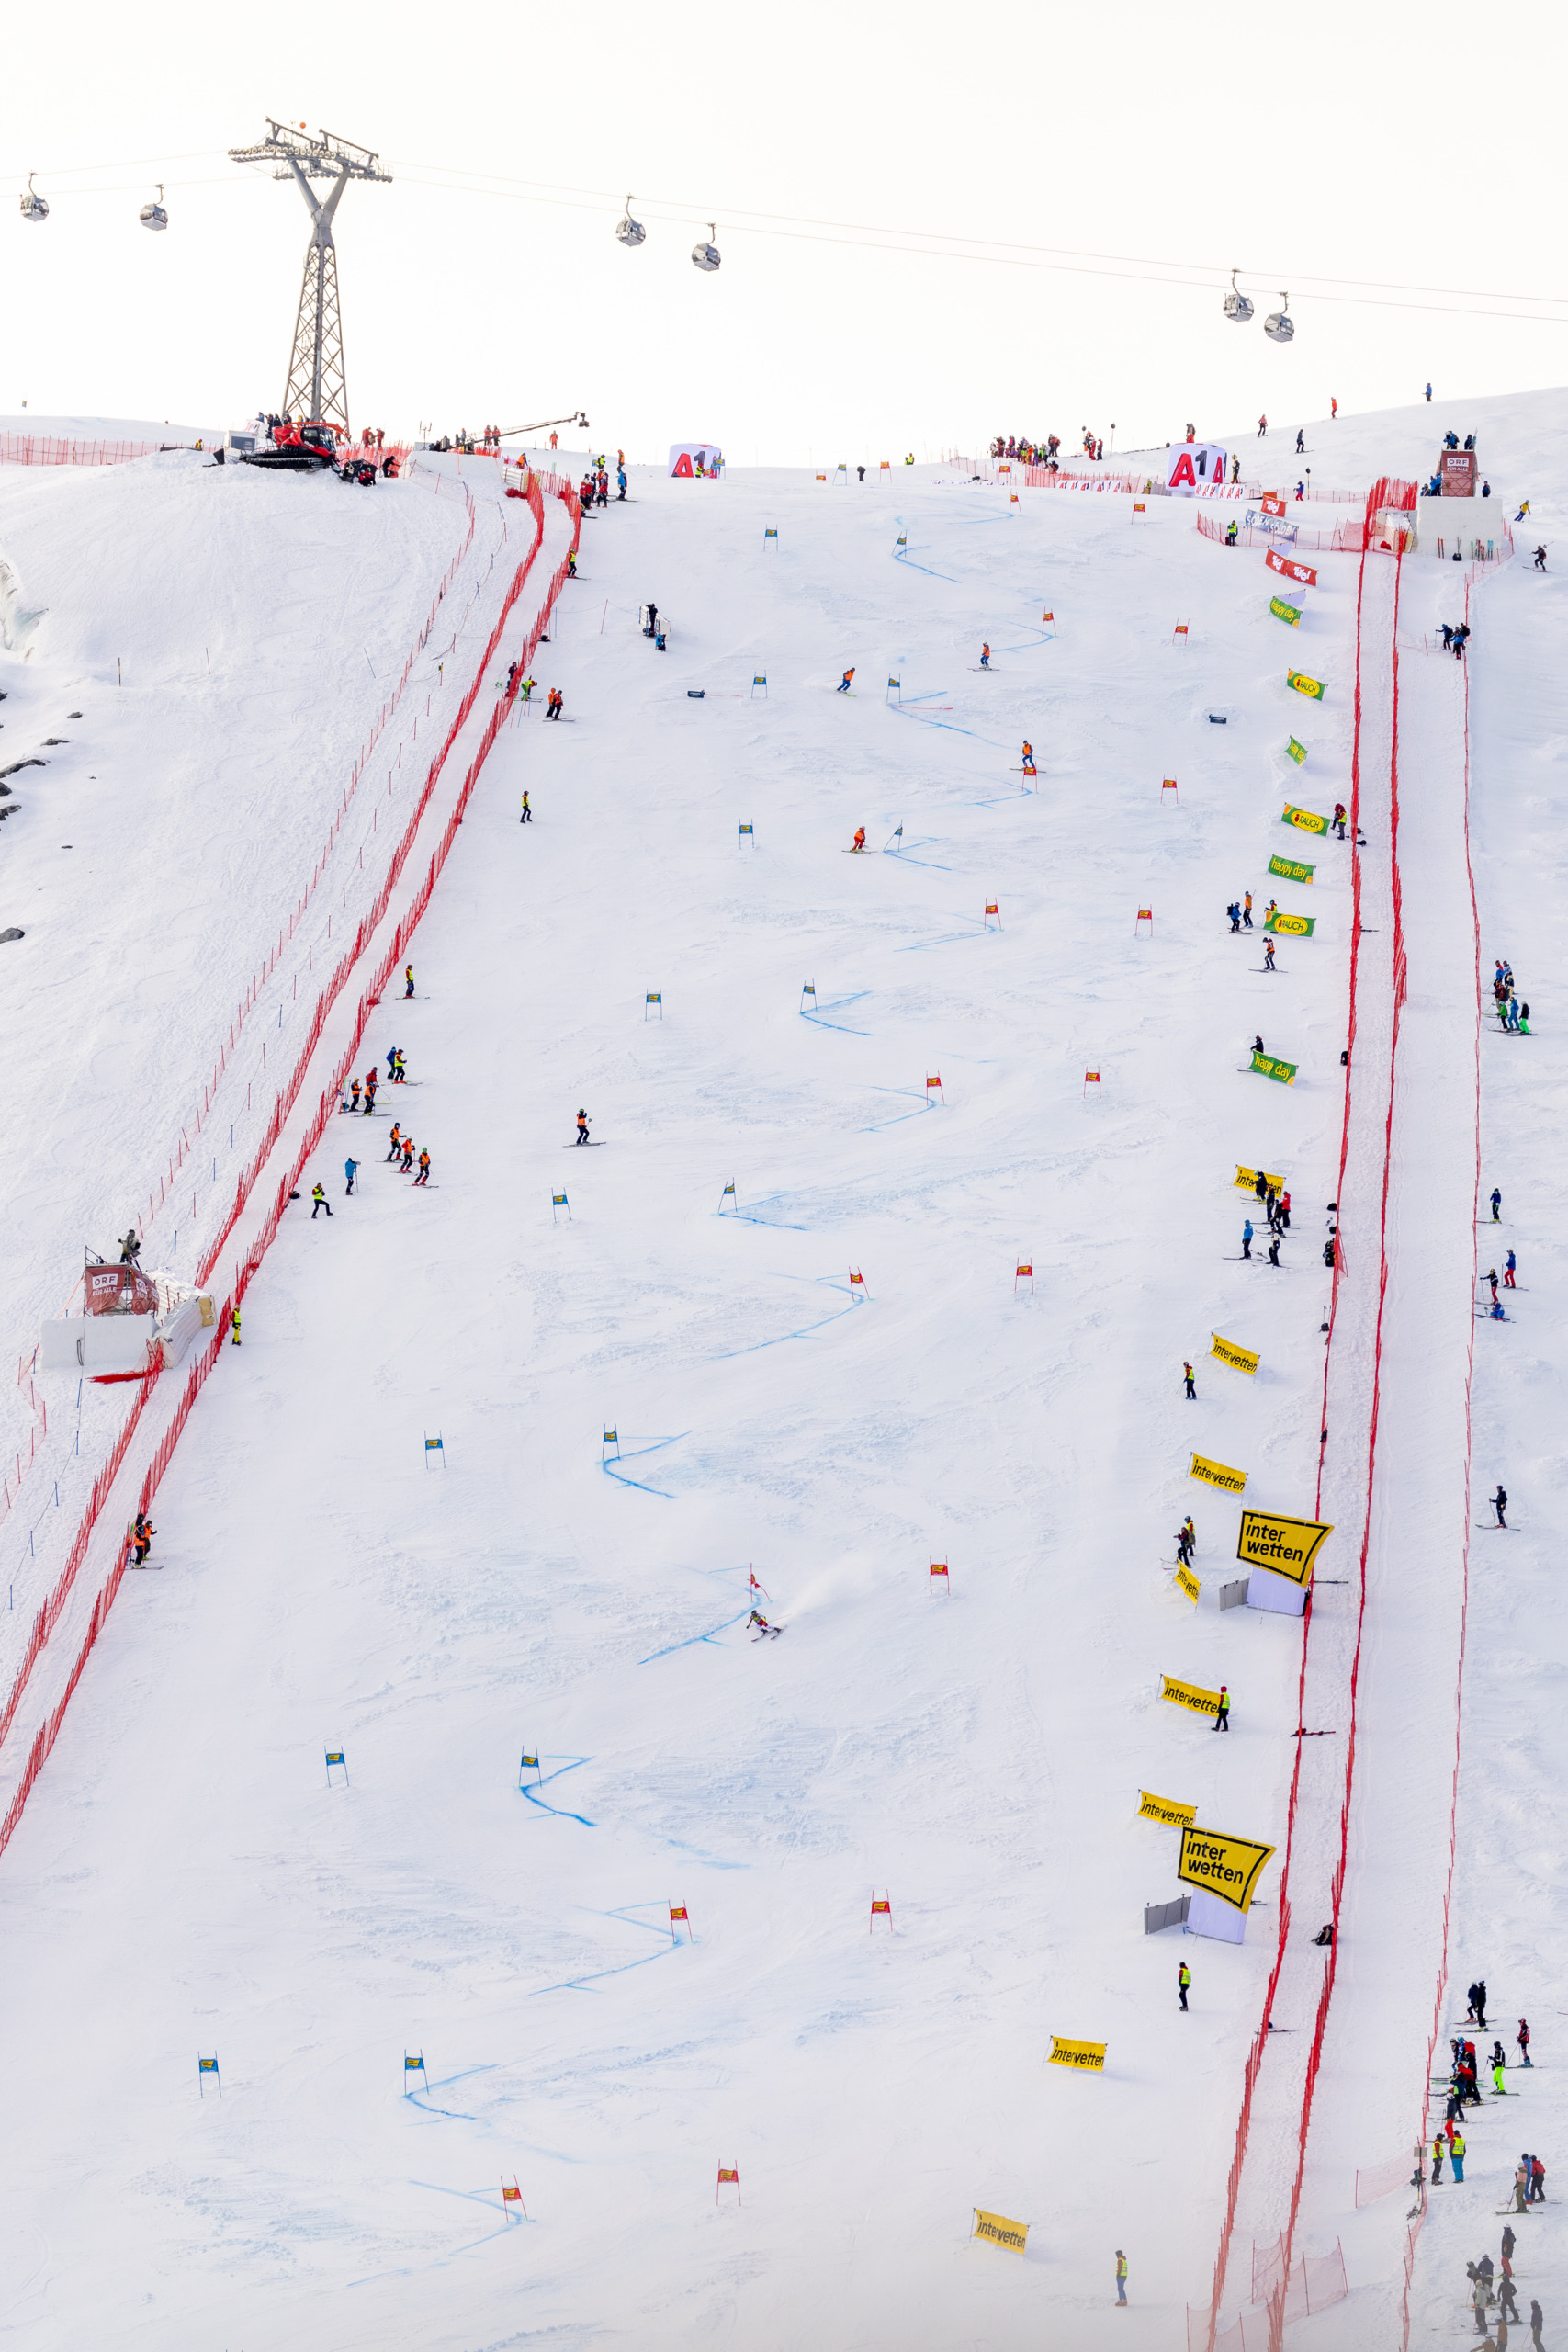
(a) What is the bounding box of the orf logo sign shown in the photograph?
[1167,442,1228,497]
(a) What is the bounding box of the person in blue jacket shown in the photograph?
[1242,1218,1254,1261]
[344,1156,359,1196]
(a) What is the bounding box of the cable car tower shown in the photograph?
[228,121,389,430]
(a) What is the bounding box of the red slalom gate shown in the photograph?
[0,481,581,1870]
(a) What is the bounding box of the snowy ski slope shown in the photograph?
[0,391,1563,2350]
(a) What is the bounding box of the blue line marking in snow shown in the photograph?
[801,991,873,1036]
[714,1274,865,1360]
[602,1432,688,1499]
[531,1903,682,1996]
[640,1608,751,1663]
[897,917,993,954]
[887,699,1011,751]
[518,1756,596,1827]
[716,1192,810,1231]
[860,1087,937,1133]
[403,2063,501,2123]
[891,527,959,583]
[885,835,952,872]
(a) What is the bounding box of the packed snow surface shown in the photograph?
[0,390,1563,2350]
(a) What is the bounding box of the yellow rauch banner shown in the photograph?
[1235,1509,1334,1588]
[1287,670,1325,700]
[1210,1333,1259,1376]
[1048,2036,1107,2073]
[1190,1453,1247,1492]
[973,2209,1029,2255]
[1250,1049,1297,1085]
[1175,1562,1201,1605]
[1264,909,1315,938]
[1161,1674,1224,1719]
[1281,804,1328,834]
[1235,1163,1286,1193]
[1139,1789,1198,1828]
[1268,853,1314,884]
[1178,1825,1277,1913]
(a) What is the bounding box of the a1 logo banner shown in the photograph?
[1281,804,1328,835]
[1269,595,1303,627]
[1235,1508,1333,1588]
[1190,1452,1247,1493]
[1265,909,1315,937]
[1269,853,1314,884]
[1210,1332,1259,1376]
[1287,670,1325,700]
[1250,1049,1298,1085]
[1284,736,1309,765]
[1267,547,1318,588]
[1047,2035,1107,2072]
[1139,1789,1198,1827]
[1161,1673,1225,1718]
[973,2209,1029,2255]
[1165,442,1229,496]
[1175,1562,1201,1605]
[1177,1824,1277,1913]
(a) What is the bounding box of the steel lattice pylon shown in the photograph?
[228,122,390,431]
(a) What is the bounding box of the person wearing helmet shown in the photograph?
[576,1109,591,1145]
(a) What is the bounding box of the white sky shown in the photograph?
[2,0,1563,462]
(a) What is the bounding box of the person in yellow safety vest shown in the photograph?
[904,453,914,464]
[1115,2252,1128,2307]
[1178,1962,1190,2011]
[1430,2133,1445,2185]
[231,1306,241,1346]
[567,549,577,576]
[310,1182,333,1219]
[520,676,535,703]
[520,792,532,824]
[1450,2130,1465,2182]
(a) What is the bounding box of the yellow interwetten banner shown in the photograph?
[1178,1825,1278,1913]
[973,2209,1029,2255]
[1175,1562,1201,1605]
[1139,1790,1197,1827]
[1211,1333,1259,1376]
[1235,1510,1334,1588]
[1190,1453,1247,1492]
[1161,1674,1224,1719]
[1048,2036,1107,2072]
[1234,1164,1286,1193]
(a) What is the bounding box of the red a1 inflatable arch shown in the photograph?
[1167,442,1229,496]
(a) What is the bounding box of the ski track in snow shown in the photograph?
[0,394,1563,2350]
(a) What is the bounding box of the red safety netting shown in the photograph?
[2,468,486,1534]
[1195,510,1369,556]
[1197,489,1417,2352]
[0,434,180,467]
[0,479,581,1863]
[1356,2151,1419,2206]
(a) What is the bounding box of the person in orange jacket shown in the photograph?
[363,1069,378,1114]
[980,642,992,668]
[386,1123,403,1163]
[837,667,855,693]
[414,1148,431,1187]
[852,827,866,852]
